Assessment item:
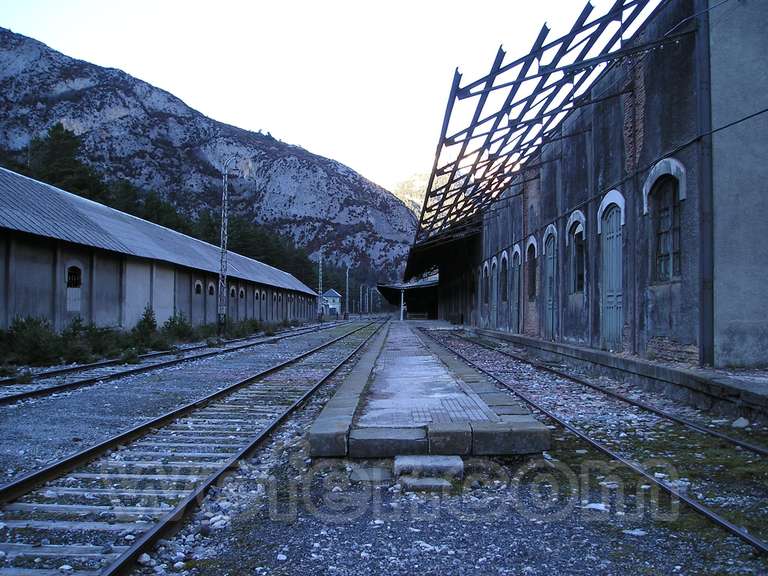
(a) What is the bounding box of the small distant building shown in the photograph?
[323,289,342,316]
[0,167,318,330]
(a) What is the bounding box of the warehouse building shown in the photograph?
[0,167,317,331]
[406,0,768,368]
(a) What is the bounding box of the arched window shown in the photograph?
[527,244,537,300]
[66,266,82,313]
[651,176,681,281]
[230,287,236,298]
[208,283,215,296]
[239,288,245,299]
[66,266,82,288]
[500,256,508,302]
[255,291,260,301]
[483,265,489,304]
[194,281,203,295]
[569,221,585,294]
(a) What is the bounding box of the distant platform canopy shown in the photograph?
[408,0,670,278]
[378,275,439,319]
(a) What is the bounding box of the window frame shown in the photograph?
[526,245,537,301]
[568,222,586,294]
[651,176,682,284]
[500,256,508,303]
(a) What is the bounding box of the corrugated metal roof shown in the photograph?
[0,167,317,296]
[323,289,341,298]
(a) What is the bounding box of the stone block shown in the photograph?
[492,404,530,415]
[309,418,350,457]
[471,419,551,455]
[398,476,452,492]
[348,427,427,458]
[427,422,472,455]
[394,455,464,479]
[349,466,393,482]
[480,393,522,406]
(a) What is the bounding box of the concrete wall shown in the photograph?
[91,253,122,328]
[152,263,175,325]
[124,259,152,328]
[710,0,768,367]
[13,236,55,322]
[0,234,6,328]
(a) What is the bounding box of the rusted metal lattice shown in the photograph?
[415,0,679,247]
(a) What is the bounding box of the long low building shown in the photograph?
[0,167,318,330]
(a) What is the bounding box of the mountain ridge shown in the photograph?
[0,27,416,280]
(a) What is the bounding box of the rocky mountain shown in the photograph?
[392,172,430,215]
[0,27,417,279]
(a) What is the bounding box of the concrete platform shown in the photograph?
[309,322,550,458]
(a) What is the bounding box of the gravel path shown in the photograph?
[125,328,767,576]
[0,323,362,486]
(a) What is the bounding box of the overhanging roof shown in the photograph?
[413,0,680,248]
[0,167,317,296]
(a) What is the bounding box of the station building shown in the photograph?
[0,167,318,331]
[406,0,768,368]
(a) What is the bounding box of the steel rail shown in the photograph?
[101,320,387,575]
[420,328,768,556]
[0,321,346,386]
[0,321,350,406]
[0,321,378,504]
[460,332,768,457]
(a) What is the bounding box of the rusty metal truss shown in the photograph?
[415,0,674,246]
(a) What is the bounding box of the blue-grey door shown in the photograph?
[601,205,623,350]
[544,236,556,340]
[511,255,520,333]
[491,262,498,329]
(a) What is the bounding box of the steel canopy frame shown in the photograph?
[413,0,670,248]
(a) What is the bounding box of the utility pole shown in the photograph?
[317,247,323,320]
[359,284,363,318]
[345,267,349,319]
[217,156,237,334]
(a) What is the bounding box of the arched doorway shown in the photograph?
[511,252,520,333]
[490,260,498,329]
[544,235,557,340]
[601,204,623,350]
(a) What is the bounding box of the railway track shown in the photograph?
[0,320,385,575]
[463,332,768,457]
[421,328,768,556]
[0,321,348,406]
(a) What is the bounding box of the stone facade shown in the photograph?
[432,0,768,368]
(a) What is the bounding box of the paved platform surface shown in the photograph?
[309,321,550,458]
[356,323,496,427]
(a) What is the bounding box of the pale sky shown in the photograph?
[0,0,615,190]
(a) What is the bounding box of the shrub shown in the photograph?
[132,305,157,348]
[162,312,195,342]
[0,364,16,377]
[7,317,61,365]
[84,325,126,358]
[120,347,141,364]
[60,316,94,364]
[15,370,33,384]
